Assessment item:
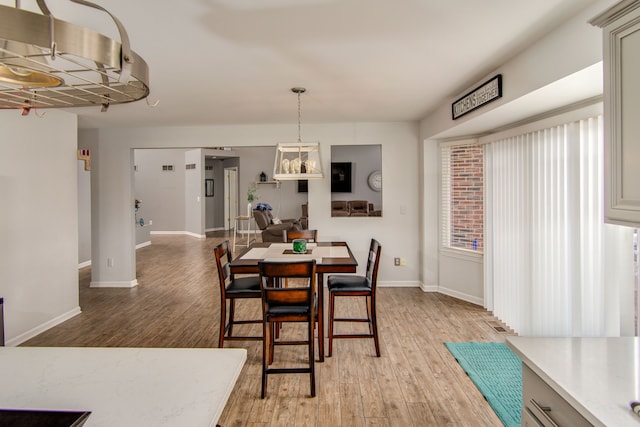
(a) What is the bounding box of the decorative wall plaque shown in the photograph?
[452,74,502,120]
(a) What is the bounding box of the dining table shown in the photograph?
[230,241,358,362]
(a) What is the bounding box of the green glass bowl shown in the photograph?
[292,239,307,254]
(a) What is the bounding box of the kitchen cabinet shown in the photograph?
[521,364,590,426]
[592,0,640,226]
[507,337,640,427]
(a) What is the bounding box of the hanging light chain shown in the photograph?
[292,87,306,143]
[297,90,301,142]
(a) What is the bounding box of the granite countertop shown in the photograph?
[0,347,246,426]
[507,336,640,427]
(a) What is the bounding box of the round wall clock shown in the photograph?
[367,170,382,191]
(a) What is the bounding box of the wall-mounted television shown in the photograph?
[331,162,352,193]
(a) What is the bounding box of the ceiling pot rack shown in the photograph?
[0,0,150,112]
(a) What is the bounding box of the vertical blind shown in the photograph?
[440,146,452,249]
[484,115,635,336]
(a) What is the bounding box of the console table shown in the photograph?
[0,347,246,426]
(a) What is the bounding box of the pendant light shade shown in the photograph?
[0,0,150,111]
[273,87,323,181]
[0,40,63,88]
[0,64,63,88]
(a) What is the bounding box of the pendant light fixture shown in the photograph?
[273,87,323,181]
[0,0,150,112]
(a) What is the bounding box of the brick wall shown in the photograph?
[450,145,483,251]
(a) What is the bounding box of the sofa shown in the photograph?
[253,209,303,242]
[331,200,381,216]
[348,200,369,216]
[331,200,350,217]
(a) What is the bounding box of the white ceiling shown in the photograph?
[4,0,606,132]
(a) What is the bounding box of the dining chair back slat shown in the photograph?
[258,260,317,398]
[214,240,262,348]
[327,238,382,357]
[283,229,318,243]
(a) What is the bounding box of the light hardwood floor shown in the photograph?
[23,232,515,426]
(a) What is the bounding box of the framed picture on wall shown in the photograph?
[298,180,308,193]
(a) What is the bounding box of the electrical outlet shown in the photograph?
[107,257,114,267]
[149,220,152,225]
[394,257,400,266]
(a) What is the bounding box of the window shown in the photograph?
[440,142,484,253]
[484,114,635,336]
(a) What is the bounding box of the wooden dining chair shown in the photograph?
[281,229,318,289]
[283,229,318,243]
[214,240,262,348]
[327,238,382,357]
[258,260,317,398]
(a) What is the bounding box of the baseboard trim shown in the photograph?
[437,286,483,306]
[136,241,151,249]
[185,232,206,239]
[420,283,438,292]
[377,280,483,304]
[377,280,422,288]
[150,231,206,239]
[90,279,139,288]
[6,306,82,347]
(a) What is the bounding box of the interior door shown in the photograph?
[224,167,238,231]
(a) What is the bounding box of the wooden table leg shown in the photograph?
[317,272,324,362]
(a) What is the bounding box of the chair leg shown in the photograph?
[228,299,236,338]
[309,314,316,398]
[261,319,269,399]
[269,322,276,365]
[218,299,227,348]
[365,295,373,335]
[328,291,335,357]
[371,295,380,357]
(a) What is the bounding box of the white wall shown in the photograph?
[185,149,204,238]
[438,252,483,305]
[79,122,421,287]
[84,129,137,288]
[421,139,438,291]
[420,1,614,140]
[236,145,307,220]
[2,0,620,345]
[78,159,91,266]
[131,147,307,236]
[0,109,81,345]
[419,0,615,304]
[134,149,187,232]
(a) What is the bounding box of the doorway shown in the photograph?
[224,167,238,231]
